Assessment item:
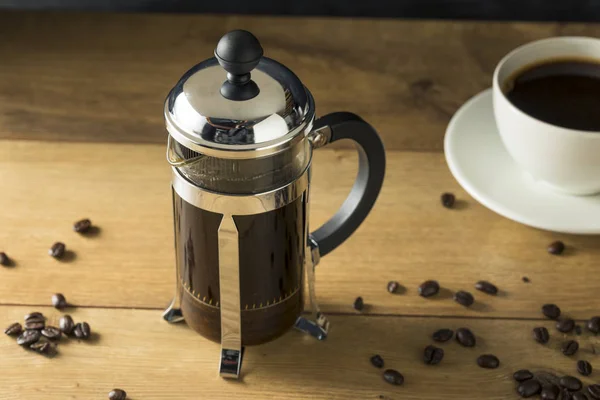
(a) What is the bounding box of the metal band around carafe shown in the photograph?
[171,167,309,216]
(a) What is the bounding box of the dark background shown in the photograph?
[1,0,600,22]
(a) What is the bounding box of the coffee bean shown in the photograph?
[573,392,588,400]
[74,322,91,339]
[41,326,62,340]
[24,312,44,322]
[514,369,534,382]
[540,384,560,400]
[558,319,576,333]
[588,384,600,399]
[432,328,454,342]
[533,327,550,344]
[563,389,574,400]
[30,340,54,355]
[518,379,542,397]
[52,293,67,310]
[474,281,498,295]
[4,322,23,336]
[423,345,444,365]
[560,376,583,392]
[387,281,400,294]
[577,360,593,376]
[383,369,404,386]
[587,317,600,334]
[59,315,75,335]
[353,297,364,311]
[24,320,45,330]
[453,290,474,307]
[563,340,580,356]
[49,242,66,258]
[477,354,500,369]
[542,304,562,320]
[108,388,127,400]
[17,329,41,346]
[576,325,583,335]
[456,327,476,347]
[548,241,565,255]
[0,252,10,266]
[370,354,384,368]
[441,192,455,208]
[522,276,531,283]
[418,280,440,298]
[73,219,92,233]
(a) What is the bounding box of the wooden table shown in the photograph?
[1,11,600,399]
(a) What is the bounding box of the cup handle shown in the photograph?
[309,112,386,258]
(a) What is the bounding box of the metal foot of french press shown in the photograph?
[295,238,330,340]
[162,296,184,323]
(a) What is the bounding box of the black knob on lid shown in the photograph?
[215,30,263,101]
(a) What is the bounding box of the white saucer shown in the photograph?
[444,89,600,234]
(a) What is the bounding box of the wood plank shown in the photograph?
[1,11,600,150]
[1,306,599,399]
[1,140,599,318]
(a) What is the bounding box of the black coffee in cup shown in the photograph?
[503,58,600,131]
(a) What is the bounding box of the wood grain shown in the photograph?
[1,306,599,399]
[1,140,599,319]
[1,12,600,150]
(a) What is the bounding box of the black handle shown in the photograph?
[310,112,386,257]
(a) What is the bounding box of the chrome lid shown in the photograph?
[165,30,314,159]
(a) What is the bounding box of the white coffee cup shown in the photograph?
[493,37,600,196]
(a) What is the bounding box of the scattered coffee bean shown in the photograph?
[30,340,54,355]
[16,329,41,346]
[514,369,535,382]
[441,192,455,208]
[577,360,592,376]
[24,320,45,330]
[73,322,91,339]
[41,326,62,340]
[474,281,498,295]
[518,379,542,397]
[533,327,550,344]
[4,322,23,336]
[387,281,400,294]
[563,389,574,400]
[49,242,66,258]
[423,345,444,365]
[0,252,10,266]
[542,304,561,320]
[573,392,588,400]
[52,293,67,310]
[59,315,75,335]
[456,327,476,347]
[73,219,92,233]
[453,290,474,307]
[588,384,600,399]
[576,325,583,335]
[24,312,44,322]
[540,384,560,400]
[477,354,500,369]
[558,319,576,333]
[370,354,384,369]
[353,297,364,311]
[418,280,440,298]
[108,389,127,400]
[563,340,580,356]
[432,328,454,342]
[560,376,583,392]
[587,317,600,334]
[548,241,565,255]
[383,369,404,386]
[522,276,531,283]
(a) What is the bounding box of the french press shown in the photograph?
[162,30,385,378]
